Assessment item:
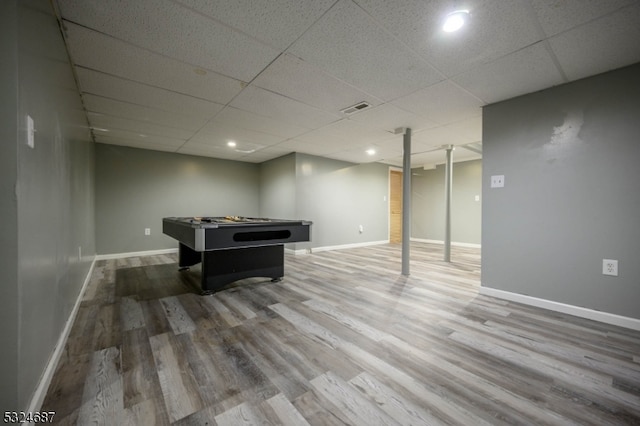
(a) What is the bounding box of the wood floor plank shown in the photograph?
[120,296,145,331]
[76,347,124,425]
[40,352,92,424]
[214,401,262,426]
[265,393,311,426]
[121,328,167,416]
[92,302,121,350]
[41,244,640,425]
[160,296,197,335]
[310,371,399,426]
[349,371,441,426]
[149,332,203,422]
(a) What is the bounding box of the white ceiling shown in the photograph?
[53,0,640,168]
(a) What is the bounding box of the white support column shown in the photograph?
[444,145,453,262]
[402,128,412,276]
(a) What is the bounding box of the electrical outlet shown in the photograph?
[145,228,151,236]
[491,175,505,188]
[602,259,618,276]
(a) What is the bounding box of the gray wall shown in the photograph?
[482,63,640,319]
[98,149,391,254]
[412,159,482,245]
[259,153,296,220]
[95,144,261,254]
[1,0,96,411]
[1,0,20,413]
[295,153,390,249]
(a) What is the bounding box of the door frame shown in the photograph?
[388,166,403,242]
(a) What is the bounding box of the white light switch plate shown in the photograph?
[27,115,35,148]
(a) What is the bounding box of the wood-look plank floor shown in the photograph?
[42,243,640,425]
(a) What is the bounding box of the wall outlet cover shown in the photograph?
[602,259,618,276]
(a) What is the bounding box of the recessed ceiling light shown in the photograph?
[366,148,376,156]
[227,141,236,148]
[443,10,469,32]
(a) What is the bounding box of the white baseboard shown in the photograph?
[96,243,390,259]
[479,286,640,331]
[27,256,97,414]
[411,238,481,249]
[96,248,178,260]
[308,240,389,254]
[97,240,458,258]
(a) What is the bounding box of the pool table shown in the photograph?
[162,216,312,294]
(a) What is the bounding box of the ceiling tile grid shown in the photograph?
[54,0,640,167]
[391,80,484,126]
[59,0,280,82]
[548,3,640,81]
[230,85,341,130]
[452,42,567,104]
[64,22,244,105]
[286,0,445,102]
[82,95,210,132]
[175,0,338,51]
[76,68,225,120]
[528,0,637,37]
[251,53,381,115]
[212,107,310,140]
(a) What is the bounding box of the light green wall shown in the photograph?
[259,153,296,220]
[294,153,390,249]
[482,63,640,319]
[95,144,261,255]
[411,159,482,245]
[1,0,96,410]
[258,153,391,250]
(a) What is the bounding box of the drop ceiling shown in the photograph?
[53,0,640,168]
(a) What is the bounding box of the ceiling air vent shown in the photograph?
[341,101,371,115]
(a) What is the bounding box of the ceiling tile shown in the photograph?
[412,118,481,149]
[213,107,309,139]
[175,0,336,50]
[549,4,640,80]
[528,0,636,37]
[238,146,294,163]
[230,85,341,129]
[189,122,284,148]
[94,133,184,151]
[347,103,439,133]
[88,113,194,140]
[314,119,391,143]
[58,0,279,82]
[57,0,640,165]
[252,53,380,113]
[76,68,224,119]
[83,94,209,131]
[274,138,341,157]
[453,42,566,104]
[445,116,483,144]
[287,0,444,101]
[355,0,541,77]
[392,80,483,125]
[177,142,245,160]
[64,22,243,105]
